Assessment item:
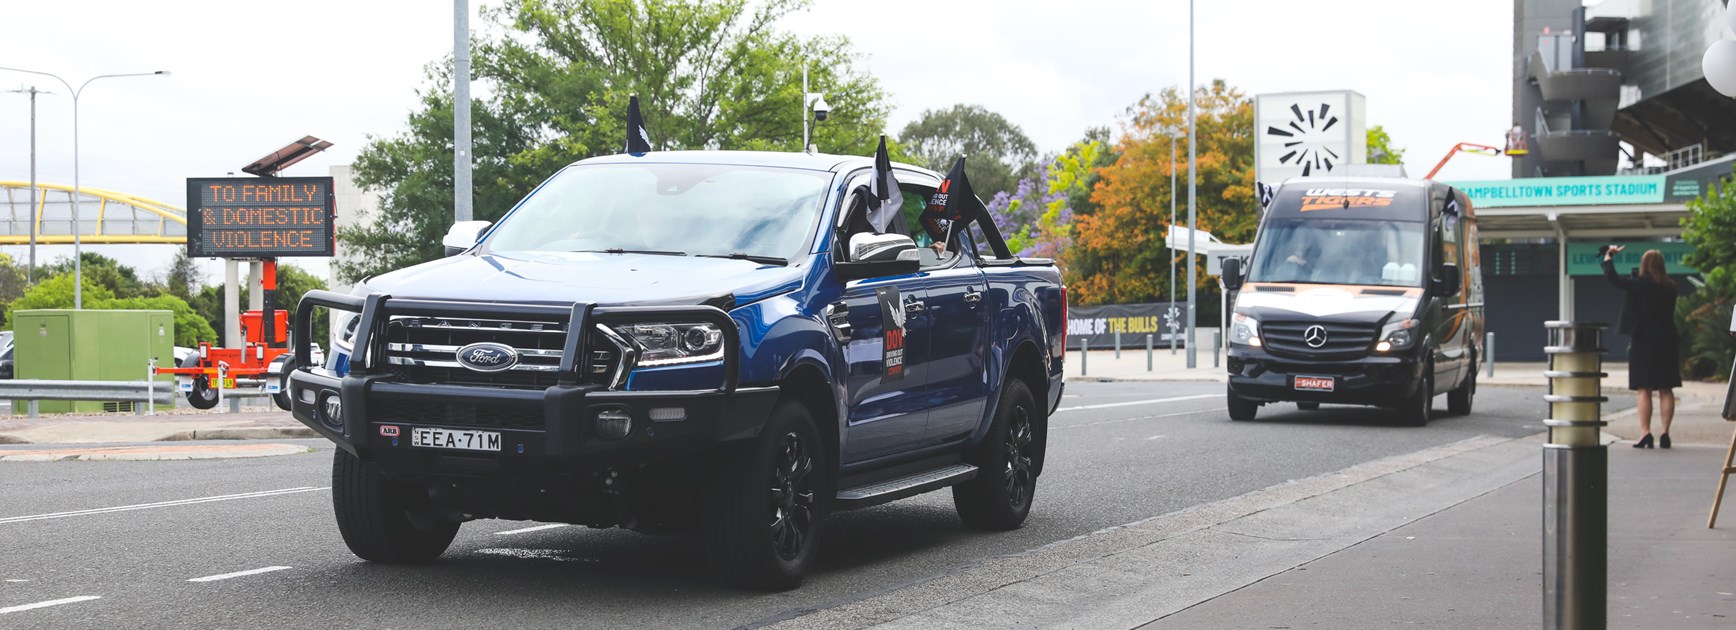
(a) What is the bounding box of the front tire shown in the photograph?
[954,379,1041,531]
[1397,365,1434,427]
[1227,386,1259,421]
[332,450,458,563]
[704,399,828,591]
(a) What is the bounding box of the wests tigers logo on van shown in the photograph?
[1299,188,1397,212]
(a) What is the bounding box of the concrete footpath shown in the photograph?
[0,408,313,445]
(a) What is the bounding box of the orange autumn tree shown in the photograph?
[1068,80,1255,308]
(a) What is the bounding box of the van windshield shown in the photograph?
[483,163,830,260]
[1247,219,1426,287]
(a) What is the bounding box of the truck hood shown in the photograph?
[365,251,806,307]
[1234,283,1422,325]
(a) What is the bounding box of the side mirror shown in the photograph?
[1222,257,1244,292]
[1433,263,1461,297]
[442,220,492,256]
[837,233,920,280]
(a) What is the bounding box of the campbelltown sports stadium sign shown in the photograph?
[1450,175,1665,208]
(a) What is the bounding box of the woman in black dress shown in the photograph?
[1602,245,1683,448]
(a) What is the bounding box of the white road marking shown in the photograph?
[1055,393,1221,413]
[494,523,568,536]
[1146,434,1166,441]
[0,487,329,525]
[0,596,101,615]
[188,566,292,583]
[1054,408,1218,430]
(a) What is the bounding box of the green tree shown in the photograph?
[1678,166,1736,379]
[164,250,202,303]
[1366,125,1405,165]
[899,104,1038,197]
[339,0,893,281]
[0,254,29,328]
[1073,81,1254,314]
[38,253,146,299]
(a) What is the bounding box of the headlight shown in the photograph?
[611,322,726,367]
[1230,313,1262,347]
[1375,318,1419,352]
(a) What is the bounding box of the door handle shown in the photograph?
[902,299,926,313]
[963,289,983,305]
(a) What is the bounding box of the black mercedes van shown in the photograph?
[1222,177,1485,426]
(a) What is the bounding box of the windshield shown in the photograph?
[483,163,831,260]
[1247,218,1426,287]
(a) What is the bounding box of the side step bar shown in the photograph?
[835,463,978,510]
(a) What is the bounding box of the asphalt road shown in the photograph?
[0,381,1613,629]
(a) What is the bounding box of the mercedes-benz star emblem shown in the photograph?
[1303,325,1329,348]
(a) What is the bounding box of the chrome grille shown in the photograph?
[1261,321,1379,360]
[382,317,621,389]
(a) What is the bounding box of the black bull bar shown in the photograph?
[288,290,769,459]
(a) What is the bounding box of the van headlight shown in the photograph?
[1229,313,1262,347]
[610,322,726,366]
[1375,318,1419,352]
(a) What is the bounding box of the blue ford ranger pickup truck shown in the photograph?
[288,150,1067,590]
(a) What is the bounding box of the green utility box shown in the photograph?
[13,309,175,414]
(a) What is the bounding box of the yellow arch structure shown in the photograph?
[0,181,187,245]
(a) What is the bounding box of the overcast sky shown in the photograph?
[0,0,1515,283]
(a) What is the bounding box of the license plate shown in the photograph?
[1294,376,1336,392]
[410,427,502,452]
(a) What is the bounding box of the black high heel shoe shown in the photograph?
[1659,434,1671,449]
[1633,434,1654,449]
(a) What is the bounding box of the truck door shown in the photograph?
[836,185,935,464]
[919,231,991,442]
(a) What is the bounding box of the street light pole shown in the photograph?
[0,67,169,308]
[1185,0,1198,368]
[453,0,473,223]
[5,86,49,282]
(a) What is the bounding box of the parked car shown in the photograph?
[288,150,1067,590]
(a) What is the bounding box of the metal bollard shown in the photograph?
[1486,332,1496,378]
[1541,321,1609,630]
[1114,330,1121,359]
[1212,330,1221,368]
[1079,337,1089,376]
[141,358,157,416]
[1146,334,1153,372]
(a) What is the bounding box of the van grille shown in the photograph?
[381,317,621,389]
[1261,321,1378,360]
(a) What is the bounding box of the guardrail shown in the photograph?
[0,380,177,418]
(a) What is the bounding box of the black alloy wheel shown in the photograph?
[954,378,1040,530]
[769,431,817,563]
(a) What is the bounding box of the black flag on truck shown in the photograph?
[919,157,979,243]
[868,136,902,233]
[625,95,652,156]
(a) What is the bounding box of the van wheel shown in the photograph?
[1397,366,1433,427]
[1227,386,1258,421]
[1448,368,1476,416]
[332,450,459,563]
[704,399,828,591]
[1296,402,1321,411]
[954,379,1040,531]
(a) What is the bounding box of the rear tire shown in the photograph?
[1227,386,1259,421]
[331,450,458,563]
[954,379,1040,531]
[1448,362,1476,416]
[1397,365,1433,427]
[1296,402,1321,411]
[704,399,828,591]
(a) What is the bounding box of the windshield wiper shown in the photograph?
[582,248,687,256]
[696,252,788,266]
